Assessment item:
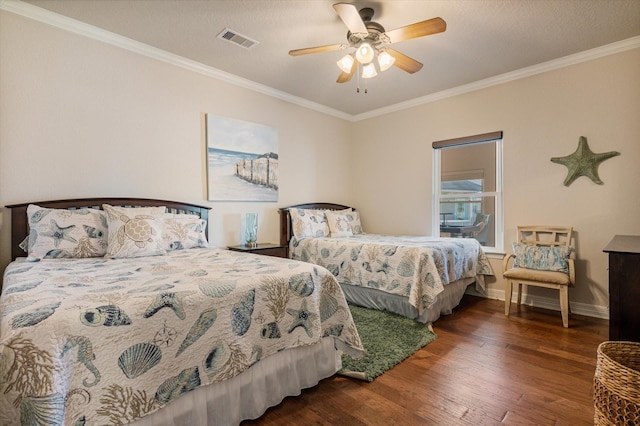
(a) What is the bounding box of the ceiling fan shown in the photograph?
[289,3,446,88]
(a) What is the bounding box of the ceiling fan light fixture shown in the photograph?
[291,4,447,89]
[355,42,375,64]
[336,54,355,73]
[377,50,396,72]
[361,63,378,79]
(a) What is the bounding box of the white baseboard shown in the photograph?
[466,287,609,320]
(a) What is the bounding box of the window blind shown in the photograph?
[432,131,503,149]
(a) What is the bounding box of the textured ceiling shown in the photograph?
[20,0,640,116]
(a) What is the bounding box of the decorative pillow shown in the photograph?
[343,210,363,234]
[325,210,354,237]
[162,213,208,251]
[512,242,573,273]
[290,208,329,238]
[103,204,166,258]
[25,204,108,261]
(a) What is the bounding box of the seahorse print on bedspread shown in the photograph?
[61,336,101,387]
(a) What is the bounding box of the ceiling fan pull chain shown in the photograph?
[356,63,361,93]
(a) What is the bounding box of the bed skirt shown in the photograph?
[339,277,475,323]
[132,337,340,426]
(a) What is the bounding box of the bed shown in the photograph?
[279,203,494,323]
[0,198,364,426]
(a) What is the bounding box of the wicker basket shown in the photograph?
[594,341,640,425]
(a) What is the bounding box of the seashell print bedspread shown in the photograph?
[0,248,364,425]
[290,234,494,313]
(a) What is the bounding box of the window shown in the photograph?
[432,131,503,252]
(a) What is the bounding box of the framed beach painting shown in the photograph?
[206,114,279,202]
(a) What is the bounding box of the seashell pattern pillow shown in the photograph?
[162,213,208,251]
[512,242,573,273]
[289,208,330,238]
[325,210,354,237]
[334,210,364,235]
[25,204,108,261]
[103,204,166,258]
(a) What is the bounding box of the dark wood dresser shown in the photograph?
[603,235,640,342]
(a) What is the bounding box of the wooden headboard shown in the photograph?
[278,202,353,247]
[6,197,211,261]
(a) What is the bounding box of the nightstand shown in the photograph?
[227,243,288,259]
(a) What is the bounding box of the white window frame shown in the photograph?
[432,133,504,253]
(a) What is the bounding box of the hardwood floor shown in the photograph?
[243,296,609,425]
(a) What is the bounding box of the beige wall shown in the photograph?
[0,12,353,272]
[351,48,640,316]
[2,10,639,317]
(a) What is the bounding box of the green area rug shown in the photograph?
[340,304,437,382]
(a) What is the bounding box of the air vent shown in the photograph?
[217,28,259,49]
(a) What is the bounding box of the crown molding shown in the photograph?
[0,0,353,122]
[354,35,640,121]
[2,0,638,124]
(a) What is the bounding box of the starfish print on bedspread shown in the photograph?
[286,300,318,338]
[143,292,188,320]
[41,219,77,247]
[376,259,392,275]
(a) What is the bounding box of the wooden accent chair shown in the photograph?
[503,226,575,327]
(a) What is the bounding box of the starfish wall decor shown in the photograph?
[550,136,620,186]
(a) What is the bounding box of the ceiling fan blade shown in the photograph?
[386,48,423,73]
[336,59,357,83]
[383,17,446,44]
[289,44,346,56]
[333,3,368,35]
